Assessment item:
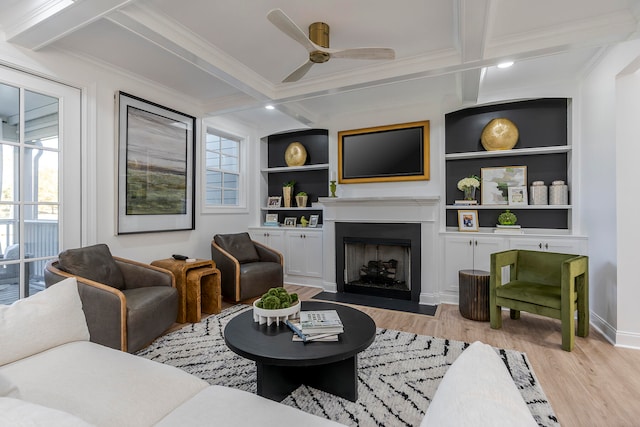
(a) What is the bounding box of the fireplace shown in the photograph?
[335,222,421,301]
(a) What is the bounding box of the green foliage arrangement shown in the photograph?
[283,180,296,187]
[296,191,307,197]
[254,287,299,309]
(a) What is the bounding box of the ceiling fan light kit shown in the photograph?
[267,9,395,82]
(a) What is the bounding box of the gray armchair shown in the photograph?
[211,232,283,302]
[44,244,178,353]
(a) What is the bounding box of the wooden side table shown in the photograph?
[458,269,490,321]
[151,258,221,323]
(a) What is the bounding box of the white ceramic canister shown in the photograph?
[530,181,548,205]
[549,180,568,205]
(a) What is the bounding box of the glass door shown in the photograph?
[0,67,81,304]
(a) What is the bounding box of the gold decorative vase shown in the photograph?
[282,186,292,207]
[284,142,307,166]
[480,118,519,151]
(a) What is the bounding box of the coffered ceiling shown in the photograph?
[1,0,639,129]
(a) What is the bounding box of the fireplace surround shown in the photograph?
[336,222,421,301]
[319,196,440,306]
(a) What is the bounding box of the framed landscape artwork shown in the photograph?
[481,166,527,205]
[117,92,196,234]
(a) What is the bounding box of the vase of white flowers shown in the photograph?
[457,175,480,200]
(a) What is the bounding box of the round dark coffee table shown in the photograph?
[224,301,376,402]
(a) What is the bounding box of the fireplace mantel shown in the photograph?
[317,196,439,207]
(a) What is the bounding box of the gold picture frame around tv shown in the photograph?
[338,120,430,184]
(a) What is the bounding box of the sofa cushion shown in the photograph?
[214,232,260,264]
[155,385,345,427]
[0,277,89,366]
[0,397,95,427]
[421,341,537,427]
[57,244,125,290]
[0,374,20,398]
[0,341,208,427]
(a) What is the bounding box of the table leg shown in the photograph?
[256,356,359,402]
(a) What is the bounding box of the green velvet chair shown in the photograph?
[489,249,589,351]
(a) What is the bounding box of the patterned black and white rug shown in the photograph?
[137,305,558,427]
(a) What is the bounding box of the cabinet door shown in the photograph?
[443,236,476,292]
[285,231,323,278]
[302,231,323,278]
[473,237,508,272]
[285,231,307,276]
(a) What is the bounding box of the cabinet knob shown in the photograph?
[539,243,542,249]
[545,243,549,250]
[469,240,473,246]
[474,240,478,246]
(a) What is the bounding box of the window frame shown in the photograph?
[201,123,248,214]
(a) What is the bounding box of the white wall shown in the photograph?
[581,39,640,347]
[0,41,256,263]
[614,55,640,348]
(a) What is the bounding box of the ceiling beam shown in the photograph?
[455,0,490,104]
[6,0,135,51]
[105,4,276,105]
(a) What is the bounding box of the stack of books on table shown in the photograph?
[286,310,344,342]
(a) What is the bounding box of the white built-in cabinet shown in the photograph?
[249,227,323,286]
[509,236,586,255]
[285,229,323,279]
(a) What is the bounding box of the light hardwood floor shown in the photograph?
[230,285,640,427]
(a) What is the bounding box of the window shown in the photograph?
[204,127,241,207]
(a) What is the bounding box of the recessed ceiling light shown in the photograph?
[497,61,514,69]
[265,105,275,110]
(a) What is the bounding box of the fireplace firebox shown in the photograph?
[335,222,421,301]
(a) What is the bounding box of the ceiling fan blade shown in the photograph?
[267,9,317,53]
[283,60,314,83]
[329,48,395,60]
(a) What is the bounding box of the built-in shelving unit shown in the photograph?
[444,98,572,230]
[259,129,329,226]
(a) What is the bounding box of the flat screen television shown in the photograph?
[338,120,430,183]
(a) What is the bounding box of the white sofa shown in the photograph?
[0,278,344,427]
[0,277,539,427]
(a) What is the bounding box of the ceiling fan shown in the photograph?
[267,8,395,83]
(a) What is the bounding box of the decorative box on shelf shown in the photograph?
[253,300,301,325]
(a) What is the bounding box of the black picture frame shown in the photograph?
[116,92,196,234]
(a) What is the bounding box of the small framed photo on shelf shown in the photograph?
[308,214,319,228]
[458,210,479,232]
[508,186,528,206]
[267,196,282,208]
[283,217,297,227]
[264,213,279,225]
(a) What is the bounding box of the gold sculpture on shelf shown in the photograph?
[284,142,307,166]
[480,118,519,151]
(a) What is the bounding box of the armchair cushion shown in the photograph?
[496,281,562,310]
[0,277,89,366]
[57,244,125,290]
[214,232,260,264]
